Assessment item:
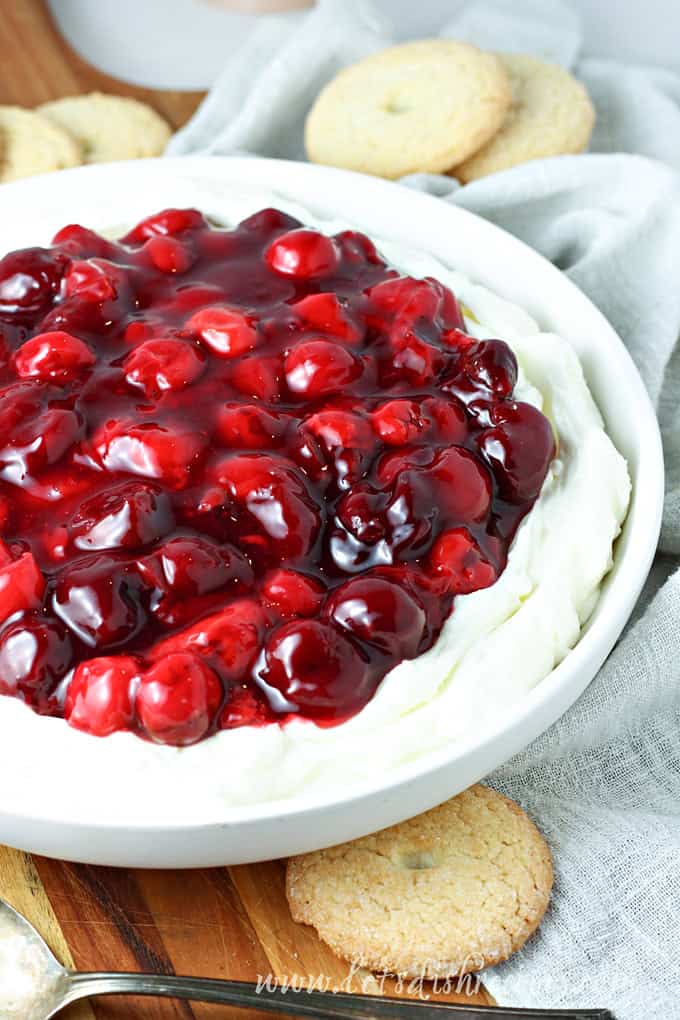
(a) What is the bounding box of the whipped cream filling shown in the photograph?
[0,188,631,822]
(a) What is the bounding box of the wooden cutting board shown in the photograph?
[0,2,499,1017]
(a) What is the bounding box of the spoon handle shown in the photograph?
[64,972,612,1020]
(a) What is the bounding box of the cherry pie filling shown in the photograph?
[0,207,555,746]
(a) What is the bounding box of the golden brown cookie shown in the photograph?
[454,54,595,182]
[305,40,512,180]
[0,106,82,183]
[286,785,553,977]
[38,92,172,164]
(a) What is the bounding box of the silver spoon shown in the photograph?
[0,898,613,1020]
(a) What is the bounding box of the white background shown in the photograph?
[47,0,680,91]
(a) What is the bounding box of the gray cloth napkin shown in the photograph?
[169,2,680,1015]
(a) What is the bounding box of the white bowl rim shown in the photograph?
[0,155,664,835]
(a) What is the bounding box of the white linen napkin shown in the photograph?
[168,2,680,1015]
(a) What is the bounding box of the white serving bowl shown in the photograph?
[0,157,663,867]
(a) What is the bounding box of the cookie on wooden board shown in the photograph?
[0,106,81,183]
[305,39,512,180]
[286,784,553,978]
[453,54,595,182]
[38,92,172,164]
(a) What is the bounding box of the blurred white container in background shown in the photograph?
[47,0,680,91]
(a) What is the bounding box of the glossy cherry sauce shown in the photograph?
[0,207,555,745]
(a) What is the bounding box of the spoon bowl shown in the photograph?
[0,900,69,1020]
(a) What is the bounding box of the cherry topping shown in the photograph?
[0,207,554,744]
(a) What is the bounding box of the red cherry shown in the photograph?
[0,380,43,438]
[0,538,12,566]
[0,552,45,618]
[230,354,283,401]
[265,229,339,280]
[65,655,139,736]
[304,409,373,451]
[150,599,266,683]
[427,528,497,595]
[213,453,320,562]
[14,331,95,382]
[217,403,287,449]
[144,235,194,274]
[258,619,371,719]
[1,407,84,486]
[53,554,148,650]
[52,224,116,258]
[334,230,382,265]
[421,396,467,443]
[238,207,302,235]
[63,260,117,302]
[123,208,206,244]
[186,305,259,359]
[138,535,253,610]
[123,320,157,344]
[70,481,174,552]
[220,686,271,729]
[292,293,363,345]
[136,652,223,746]
[0,612,72,710]
[478,401,555,503]
[285,340,362,399]
[326,575,426,658]
[93,420,207,489]
[296,409,373,490]
[430,447,492,523]
[372,400,426,445]
[375,446,434,488]
[0,247,68,321]
[463,339,518,398]
[336,484,389,545]
[124,338,205,397]
[388,332,443,386]
[262,569,324,617]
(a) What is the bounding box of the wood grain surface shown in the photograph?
[0,3,496,1016]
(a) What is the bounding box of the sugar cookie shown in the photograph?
[454,54,595,182]
[286,785,553,977]
[0,106,81,183]
[305,40,512,180]
[38,92,172,164]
